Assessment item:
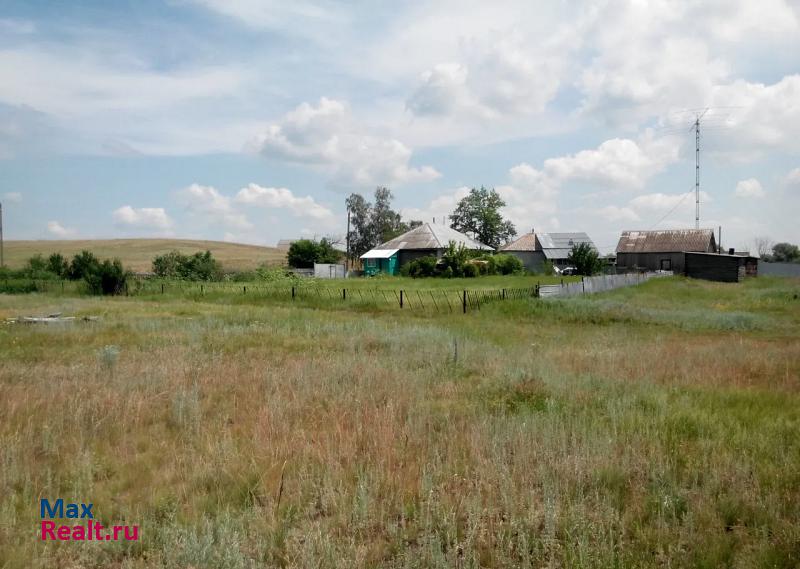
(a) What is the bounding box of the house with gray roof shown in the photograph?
[360,223,493,276]
[501,231,597,272]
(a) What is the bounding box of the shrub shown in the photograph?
[153,250,223,281]
[402,256,438,278]
[462,263,480,278]
[440,241,468,277]
[85,259,129,295]
[568,243,603,276]
[46,253,70,278]
[494,253,523,275]
[69,250,101,280]
[22,254,59,280]
[542,260,555,276]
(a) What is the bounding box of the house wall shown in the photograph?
[616,252,686,273]
[505,251,546,272]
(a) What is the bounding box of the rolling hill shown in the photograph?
[2,239,286,273]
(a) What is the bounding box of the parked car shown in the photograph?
[555,266,578,276]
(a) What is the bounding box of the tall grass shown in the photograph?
[0,277,798,567]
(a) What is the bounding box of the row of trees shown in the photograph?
[4,251,129,294]
[152,250,223,280]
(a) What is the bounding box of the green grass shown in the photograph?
[0,276,798,567]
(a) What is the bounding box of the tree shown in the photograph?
[753,236,774,260]
[771,242,800,263]
[346,193,373,260]
[69,250,100,280]
[85,259,129,295]
[567,243,602,276]
[47,253,70,278]
[346,187,417,260]
[286,239,342,268]
[449,186,516,248]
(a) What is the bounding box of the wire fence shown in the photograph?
[2,273,666,313]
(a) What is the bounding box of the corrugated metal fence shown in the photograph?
[539,272,668,298]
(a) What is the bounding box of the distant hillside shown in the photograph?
[2,239,286,273]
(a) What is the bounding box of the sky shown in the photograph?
[0,0,799,254]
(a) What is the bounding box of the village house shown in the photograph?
[500,230,597,272]
[360,222,492,276]
[615,228,717,273]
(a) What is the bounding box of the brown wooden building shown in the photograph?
[616,229,717,273]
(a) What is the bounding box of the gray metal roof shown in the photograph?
[374,223,493,251]
[536,232,596,259]
[616,229,715,253]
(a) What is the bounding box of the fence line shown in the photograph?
[2,274,662,312]
[538,272,669,298]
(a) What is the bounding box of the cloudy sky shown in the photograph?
[1,0,799,253]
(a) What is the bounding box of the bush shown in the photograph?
[542,260,555,276]
[47,253,70,278]
[152,250,223,281]
[401,256,438,278]
[462,263,480,278]
[85,259,129,295]
[440,241,468,277]
[69,250,101,280]
[568,243,603,276]
[494,254,523,275]
[22,254,59,280]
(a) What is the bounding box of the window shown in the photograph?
[367,259,376,268]
[660,259,671,271]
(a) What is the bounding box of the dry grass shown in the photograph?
[0,277,798,568]
[2,239,286,272]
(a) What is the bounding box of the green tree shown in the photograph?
[287,240,319,268]
[449,186,516,248]
[440,240,469,277]
[152,250,222,280]
[68,250,100,280]
[567,243,602,276]
[771,242,800,263]
[346,187,417,260]
[46,253,70,278]
[85,259,129,295]
[152,250,184,278]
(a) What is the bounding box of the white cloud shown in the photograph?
[112,205,173,229]
[177,183,252,229]
[598,205,640,223]
[401,186,471,224]
[542,134,680,190]
[47,220,77,237]
[734,178,765,198]
[250,97,440,189]
[407,32,563,120]
[3,192,22,203]
[234,183,333,220]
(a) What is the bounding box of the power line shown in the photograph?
[647,187,696,231]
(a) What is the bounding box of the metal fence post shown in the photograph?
[161,283,165,294]
[462,290,467,313]
[291,286,295,300]
[342,288,346,301]
[400,290,404,308]
[243,286,246,294]
[502,288,506,300]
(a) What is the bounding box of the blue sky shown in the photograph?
[1,0,799,253]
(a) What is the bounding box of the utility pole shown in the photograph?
[345,200,351,274]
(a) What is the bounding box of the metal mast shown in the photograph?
[694,108,708,229]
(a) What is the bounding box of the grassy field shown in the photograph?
[0,276,798,567]
[2,239,286,272]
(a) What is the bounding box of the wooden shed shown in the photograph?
[616,229,717,273]
[684,252,758,282]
